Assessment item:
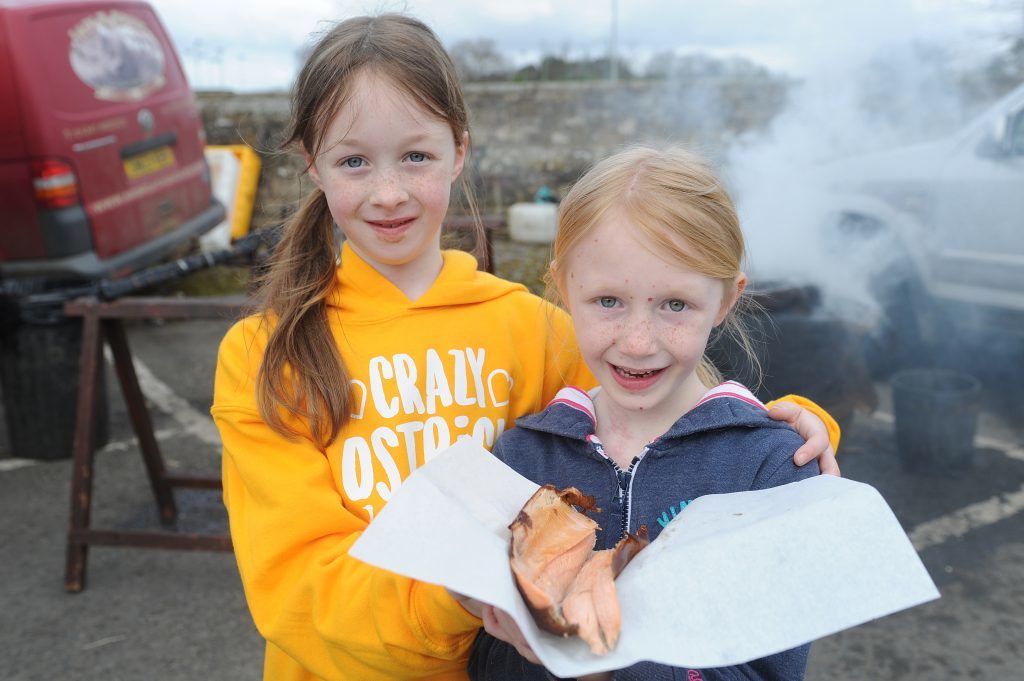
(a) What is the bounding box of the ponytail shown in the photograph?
[255,189,351,447]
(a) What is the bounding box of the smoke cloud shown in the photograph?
[723,5,1015,332]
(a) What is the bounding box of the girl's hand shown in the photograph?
[768,401,841,476]
[481,604,542,665]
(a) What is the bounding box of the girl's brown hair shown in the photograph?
[547,145,759,387]
[255,14,481,446]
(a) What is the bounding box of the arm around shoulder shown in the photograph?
[765,394,840,475]
[770,391,839,454]
[764,394,840,453]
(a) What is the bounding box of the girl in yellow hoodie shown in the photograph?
[211,13,840,681]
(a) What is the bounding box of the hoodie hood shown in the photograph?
[326,241,527,320]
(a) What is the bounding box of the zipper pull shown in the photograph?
[616,468,631,494]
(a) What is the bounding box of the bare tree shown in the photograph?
[449,38,510,82]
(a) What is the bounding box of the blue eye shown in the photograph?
[342,157,364,168]
[598,297,617,308]
[666,299,687,312]
[407,152,427,163]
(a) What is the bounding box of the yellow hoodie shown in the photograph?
[212,243,594,681]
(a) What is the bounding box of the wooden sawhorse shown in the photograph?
[63,295,252,593]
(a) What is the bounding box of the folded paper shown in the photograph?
[350,439,939,677]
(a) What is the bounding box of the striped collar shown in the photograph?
[694,380,767,411]
[546,380,766,426]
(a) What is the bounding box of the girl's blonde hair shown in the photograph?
[255,14,481,446]
[547,145,759,388]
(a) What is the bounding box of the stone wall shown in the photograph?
[198,77,786,227]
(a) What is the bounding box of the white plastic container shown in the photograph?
[508,202,558,243]
[199,147,241,252]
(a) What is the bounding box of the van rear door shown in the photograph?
[6,0,212,272]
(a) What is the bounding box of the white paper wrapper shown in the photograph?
[350,439,939,677]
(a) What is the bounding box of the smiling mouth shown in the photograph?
[369,218,415,229]
[614,366,663,379]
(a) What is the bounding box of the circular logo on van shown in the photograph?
[137,108,155,132]
[69,10,167,102]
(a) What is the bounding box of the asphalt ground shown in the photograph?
[0,314,1022,681]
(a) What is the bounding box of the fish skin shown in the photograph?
[509,485,649,653]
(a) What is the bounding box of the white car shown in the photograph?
[816,83,1024,372]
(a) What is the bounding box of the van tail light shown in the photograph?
[31,159,80,209]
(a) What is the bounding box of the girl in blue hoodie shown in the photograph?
[469,145,820,681]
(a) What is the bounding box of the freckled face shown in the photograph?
[560,210,741,422]
[306,69,467,285]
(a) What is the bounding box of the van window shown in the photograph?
[25,7,185,113]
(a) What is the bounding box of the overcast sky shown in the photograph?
[150,0,1020,92]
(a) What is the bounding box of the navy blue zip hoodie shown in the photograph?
[468,382,819,681]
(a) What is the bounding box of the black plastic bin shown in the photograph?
[0,304,109,460]
[891,368,980,473]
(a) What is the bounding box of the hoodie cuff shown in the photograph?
[766,394,841,454]
[413,581,483,652]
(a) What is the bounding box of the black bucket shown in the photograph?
[891,368,980,473]
[0,305,109,460]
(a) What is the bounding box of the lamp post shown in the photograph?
[609,0,619,81]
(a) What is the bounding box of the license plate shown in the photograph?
[123,146,176,180]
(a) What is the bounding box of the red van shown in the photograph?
[0,0,222,283]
